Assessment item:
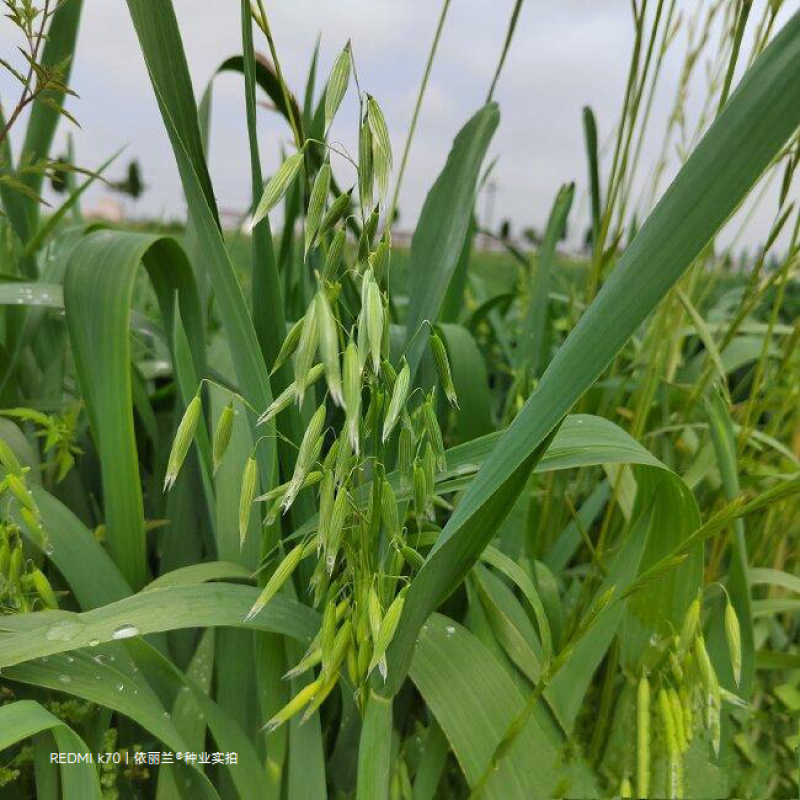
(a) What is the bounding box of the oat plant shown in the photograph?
[0,0,798,798]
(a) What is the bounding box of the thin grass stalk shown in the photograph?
[486,0,525,102]
[587,0,649,299]
[608,0,668,239]
[388,0,452,234]
[736,236,796,451]
[619,0,678,227]
[717,0,754,115]
[251,0,304,148]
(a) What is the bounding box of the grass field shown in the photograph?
[0,1,798,799]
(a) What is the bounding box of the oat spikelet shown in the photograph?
[239,456,258,547]
[212,402,235,474]
[164,393,202,491]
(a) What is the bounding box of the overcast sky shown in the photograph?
[1,0,794,251]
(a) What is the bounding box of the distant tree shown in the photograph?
[523,226,541,246]
[126,161,143,200]
[112,160,145,200]
[499,219,511,240]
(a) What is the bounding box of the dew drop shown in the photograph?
[117,683,125,692]
[46,620,84,642]
[89,639,100,647]
[93,654,108,666]
[445,625,455,637]
[111,624,140,640]
[58,674,72,684]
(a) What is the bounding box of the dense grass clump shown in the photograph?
[0,1,798,798]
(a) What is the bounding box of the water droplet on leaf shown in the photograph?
[46,621,84,642]
[111,624,140,640]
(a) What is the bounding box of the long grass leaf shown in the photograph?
[124,0,278,491]
[0,701,100,799]
[409,615,597,798]
[64,232,208,589]
[382,11,800,696]
[404,105,499,376]
[0,583,318,669]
